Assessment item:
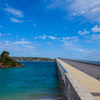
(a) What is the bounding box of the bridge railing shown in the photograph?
[56,59,95,100]
[56,59,68,83]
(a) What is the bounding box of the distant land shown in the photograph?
[11,57,55,61]
[0,51,55,68]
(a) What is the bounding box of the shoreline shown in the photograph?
[18,61,55,62]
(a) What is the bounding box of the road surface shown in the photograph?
[59,58,100,80]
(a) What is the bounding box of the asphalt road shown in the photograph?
[59,58,100,80]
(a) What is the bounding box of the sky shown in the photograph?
[0,0,100,61]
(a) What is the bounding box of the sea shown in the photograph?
[80,60,100,65]
[0,61,62,100]
[77,60,100,66]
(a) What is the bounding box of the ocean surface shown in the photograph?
[77,60,100,66]
[0,61,62,100]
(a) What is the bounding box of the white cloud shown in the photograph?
[79,50,100,61]
[35,35,47,40]
[92,25,100,32]
[64,41,73,47]
[66,36,78,40]
[14,39,35,49]
[10,18,24,23]
[0,33,12,36]
[64,40,84,52]
[21,44,35,49]
[39,35,47,39]
[85,34,100,45]
[34,37,37,39]
[59,35,84,52]
[35,35,57,40]
[76,49,84,52]
[46,0,100,23]
[48,36,57,40]
[3,4,23,17]
[46,0,64,9]
[0,40,35,55]
[0,33,2,36]
[35,34,58,41]
[4,40,9,45]
[69,0,100,22]
[4,40,9,43]
[91,7,100,12]
[78,29,90,35]
[47,42,52,46]
[61,36,79,42]
[91,34,100,40]
[14,39,31,44]
[35,35,79,42]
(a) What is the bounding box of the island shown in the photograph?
[0,51,23,68]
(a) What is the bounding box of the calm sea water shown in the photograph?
[0,61,62,100]
[78,60,100,65]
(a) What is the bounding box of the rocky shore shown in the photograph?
[0,51,23,68]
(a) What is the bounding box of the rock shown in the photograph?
[0,51,23,68]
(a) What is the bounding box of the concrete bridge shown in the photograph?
[56,58,100,100]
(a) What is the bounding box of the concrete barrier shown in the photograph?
[56,59,95,100]
[65,73,94,100]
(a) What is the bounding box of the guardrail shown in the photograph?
[56,59,68,83]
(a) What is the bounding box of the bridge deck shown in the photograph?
[57,58,100,100]
[59,58,100,79]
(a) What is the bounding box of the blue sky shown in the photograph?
[0,0,100,61]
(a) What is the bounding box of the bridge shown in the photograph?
[56,58,100,100]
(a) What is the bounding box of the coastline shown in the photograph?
[11,57,55,62]
[18,61,55,62]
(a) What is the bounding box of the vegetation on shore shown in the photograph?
[0,51,22,68]
[11,57,55,61]
[0,51,55,68]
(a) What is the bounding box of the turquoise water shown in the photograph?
[0,61,62,100]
